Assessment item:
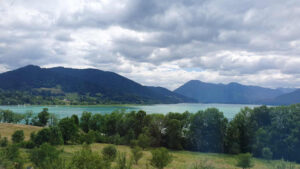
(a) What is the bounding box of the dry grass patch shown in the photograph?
[0,123,42,141]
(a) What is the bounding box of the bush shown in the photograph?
[0,144,24,169]
[82,130,96,144]
[138,133,151,149]
[190,160,215,169]
[115,152,133,169]
[69,144,109,169]
[236,153,253,169]
[102,145,117,162]
[130,139,138,148]
[274,159,297,169]
[49,126,64,145]
[30,143,64,169]
[262,147,273,161]
[12,130,24,143]
[150,148,172,169]
[20,140,35,149]
[131,146,143,165]
[0,137,8,147]
[32,128,51,146]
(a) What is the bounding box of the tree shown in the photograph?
[30,143,65,169]
[49,126,64,145]
[24,110,33,125]
[12,130,24,143]
[32,128,51,146]
[150,148,172,169]
[71,114,79,126]
[131,146,143,165]
[138,132,151,149]
[58,117,78,144]
[165,119,182,149]
[80,112,92,133]
[102,145,117,162]
[236,153,253,169]
[189,108,228,153]
[38,108,50,126]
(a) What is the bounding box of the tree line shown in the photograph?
[1,104,300,163]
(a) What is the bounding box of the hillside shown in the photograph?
[0,65,195,104]
[0,123,298,169]
[267,89,300,105]
[174,80,296,104]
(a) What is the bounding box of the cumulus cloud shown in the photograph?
[1,0,300,90]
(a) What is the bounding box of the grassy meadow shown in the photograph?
[0,123,299,169]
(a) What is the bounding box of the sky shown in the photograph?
[1,0,300,90]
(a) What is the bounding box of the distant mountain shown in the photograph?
[275,87,297,94]
[0,65,195,104]
[174,80,297,104]
[267,89,300,105]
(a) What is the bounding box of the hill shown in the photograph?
[174,80,296,104]
[0,65,195,104]
[267,89,300,105]
[0,123,298,169]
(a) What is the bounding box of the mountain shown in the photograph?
[267,89,300,105]
[174,80,293,104]
[0,65,196,104]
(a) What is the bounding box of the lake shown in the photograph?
[0,103,261,119]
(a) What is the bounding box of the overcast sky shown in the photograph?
[1,0,300,90]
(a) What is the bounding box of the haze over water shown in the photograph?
[0,103,260,119]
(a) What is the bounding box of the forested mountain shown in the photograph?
[267,89,300,105]
[0,65,195,104]
[174,80,298,105]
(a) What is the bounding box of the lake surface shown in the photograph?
[0,103,261,119]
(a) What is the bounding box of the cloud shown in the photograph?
[0,0,300,90]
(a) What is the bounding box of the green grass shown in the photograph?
[1,123,299,169]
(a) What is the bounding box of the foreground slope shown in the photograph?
[0,65,195,104]
[174,80,291,104]
[1,123,298,169]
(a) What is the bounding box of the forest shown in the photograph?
[0,104,300,168]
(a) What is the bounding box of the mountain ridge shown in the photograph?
[0,65,196,104]
[174,80,298,105]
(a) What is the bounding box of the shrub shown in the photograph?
[82,130,96,144]
[190,160,215,169]
[49,126,64,145]
[102,145,117,162]
[262,147,273,161]
[150,148,172,169]
[236,153,253,169]
[0,137,8,147]
[131,146,143,165]
[20,140,35,149]
[30,143,64,169]
[275,159,297,169]
[0,144,24,169]
[130,139,138,148]
[138,133,151,149]
[69,144,109,169]
[12,130,24,144]
[115,152,133,169]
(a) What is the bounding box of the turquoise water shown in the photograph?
[0,103,261,119]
